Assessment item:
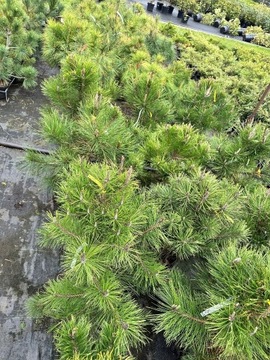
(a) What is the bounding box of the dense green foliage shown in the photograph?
[25,0,270,359]
[156,244,270,360]
[198,0,270,31]
[0,0,62,87]
[182,0,270,46]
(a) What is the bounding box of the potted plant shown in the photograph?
[193,13,203,22]
[242,25,263,42]
[181,13,190,23]
[163,0,177,14]
[212,8,227,28]
[0,5,37,97]
[147,0,155,12]
[220,17,241,36]
[199,0,214,13]
[227,18,240,35]
[161,2,169,14]
[175,0,198,19]
[0,0,43,100]
[219,25,230,34]
[156,1,164,11]
[242,33,255,42]
[0,77,15,102]
[177,9,184,18]
[168,4,175,14]
[201,12,215,25]
[0,0,63,101]
[237,28,246,36]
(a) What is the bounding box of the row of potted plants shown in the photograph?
[148,0,270,32]
[145,2,270,47]
[198,0,270,40]
[193,11,270,46]
[211,0,270,31]
[146,0,197,23]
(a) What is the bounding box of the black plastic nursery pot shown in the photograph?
[213,19,221,28]
[0,77,15,102]
[147,2,155,12]
[238,28,246,36]
[243,34,255,42]
[240,20,247,28]
[0,90,6,99]
[156,1,163,10]
[187,9,193,16]
[240,19,253,28]
[177,9,184,18]
[181,15,189,24]
[161,5,169,14]
[168,5,174,14]
[220,25,229,34]
[193,13,203,22]
[9,76,24,85]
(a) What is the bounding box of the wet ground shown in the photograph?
[0,61,59,360]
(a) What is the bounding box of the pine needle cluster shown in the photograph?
[147,168,249,258]
[155,244,270,360]
[28,160,166,358]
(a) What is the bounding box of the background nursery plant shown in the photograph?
[0,0,63,92]
[25,0,270,359]
[0,0,38,89]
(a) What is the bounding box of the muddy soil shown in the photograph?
[0,61,59,360]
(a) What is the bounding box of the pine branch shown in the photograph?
[171,305,207,325]
[135,217,165,238]
[246,83,270,125]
